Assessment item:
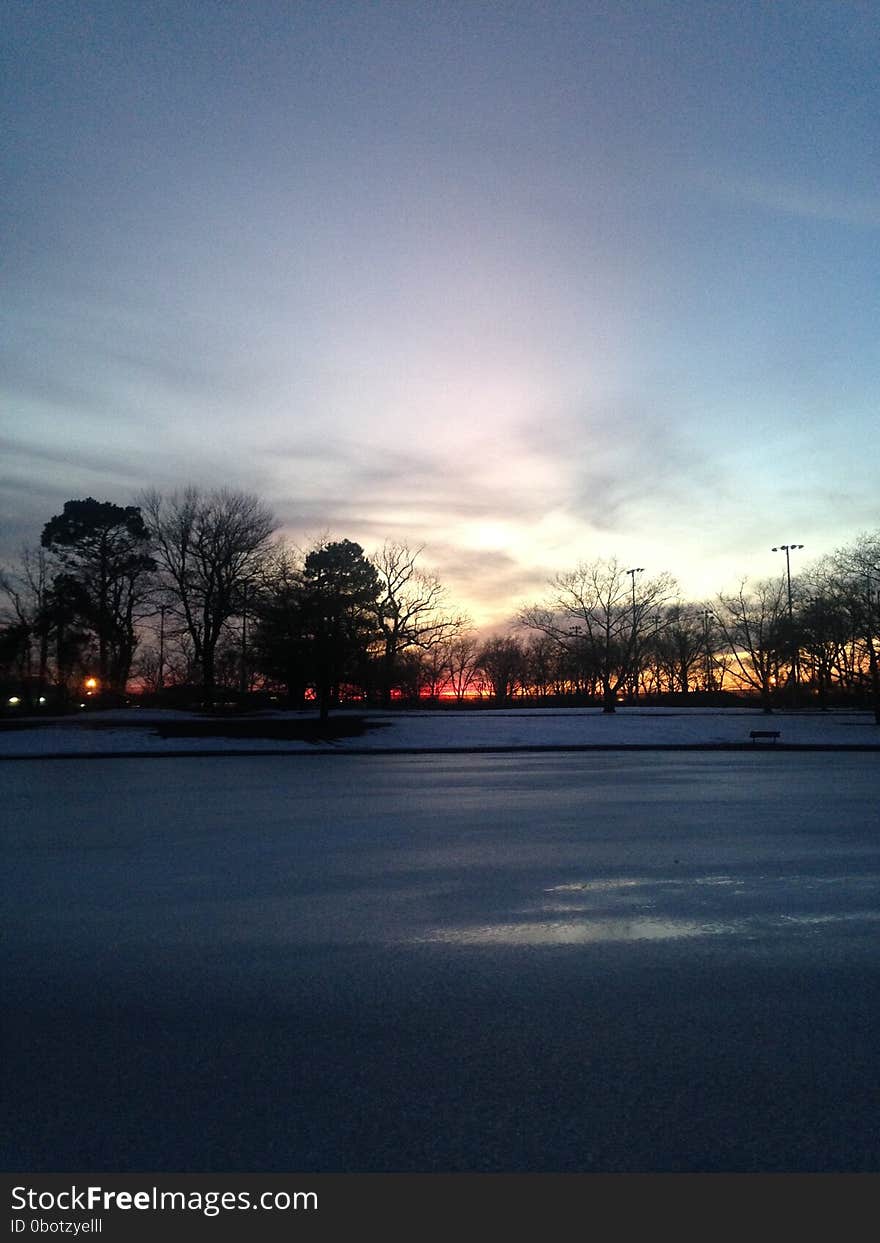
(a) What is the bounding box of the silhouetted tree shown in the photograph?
[524,634,559,701]
[0,621,31,695]
[650,605,705,695]
[418,643,452,702]
[40,498,155,694]
[371,541,465,707]
[521,558,676,712]
[796,569,852,708]
[0,546,53,694]
[477,635,526,706]
[714,579,787,713]
[140,487,275,705]
[831,531,880,723]
[251,545,311,706]
[45,572,91,694]
[300,539,381,721]
[446,631,482,702]
[392,649,429,704]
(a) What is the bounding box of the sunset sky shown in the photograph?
[3,1,877,626]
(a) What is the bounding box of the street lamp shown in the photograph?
[702,609,713,694]
[771,543,804,700]
[626,567,644,700]
[865,574,880,725]
[240,582,251,696]
[157,603,167,693]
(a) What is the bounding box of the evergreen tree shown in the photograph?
[41,498,155,694]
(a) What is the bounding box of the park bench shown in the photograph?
[749,729,780,743]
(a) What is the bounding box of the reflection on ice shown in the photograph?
[417,873,742,945]
[418,871,880,947]
[547,879,647,893]
[422,916,737,946]
[778,910,880,927]
[545,874,736,894]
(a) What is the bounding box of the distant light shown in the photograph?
[79,702,86,708]
[38,696,47,704]
[8,695,20,705]
[84,677,98,690]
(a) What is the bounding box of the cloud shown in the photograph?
[519,396,729,535]
[695,170,880,230]
[413,541,550,629]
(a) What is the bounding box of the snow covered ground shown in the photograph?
[1,704,878,757]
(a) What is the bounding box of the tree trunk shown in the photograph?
[867,635,880,725]
[201,652,216,708]
[760,677,773,713]
[381,648,395,709]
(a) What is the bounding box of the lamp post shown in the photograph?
[157,604,167,693]
[771,543,804,702]
[866,574,880,725]
[240,582,250,697]
[626,567,644,701]
[651,612,662,696]
[702,609,713,694]
[568,625,583,698]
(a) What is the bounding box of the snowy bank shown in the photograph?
[1,706,878,758]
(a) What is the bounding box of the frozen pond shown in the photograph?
[4,751,880,1171]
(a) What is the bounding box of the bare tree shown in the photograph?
[521,557,676,712]
[477,634,526,706]
[392,649,430,704]
[1,545,53,692]
[140,486,276,705]
[371,541,465,707]
[523,633,559,701]
[419,642,452,702]
[795,559,853,708]
[830,531,880,723]
[446,631,481,703]
[714,579,788,713]
[649,604,706,695]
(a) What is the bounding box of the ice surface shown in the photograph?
[5,748,880,1172]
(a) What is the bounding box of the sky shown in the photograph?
[3,0,878,627]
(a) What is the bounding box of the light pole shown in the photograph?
[157,604,167,693]
[702,609,713,694]
[240,582,250,697]
[866,574,880,725]
[651,612,662,696]
[772,543,804,702]
[568,625,583,698]
[626,567,644,700]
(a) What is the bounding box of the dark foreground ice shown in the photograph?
[3,751,880,1171]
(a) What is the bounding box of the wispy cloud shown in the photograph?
[695,170,880,229]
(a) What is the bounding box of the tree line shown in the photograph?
[1,488,878,720]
